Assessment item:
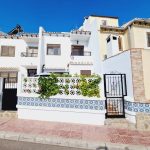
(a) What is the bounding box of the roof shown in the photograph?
[100,18,150,32]
[85,15,118,20]
[0,31,7,35]
[0,32,39,39]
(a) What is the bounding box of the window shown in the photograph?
[102,20,107,26]
[80,70,91,76]
[27,47,38,57]
[71,45,84,56]
[118,36,123,51]
[107,38,110,43]
[27,69,37,77]
[1,46,15,57]
[147,33,150,47]
[113,36,117,40]
[0,72,18,83]
[47,44,61,55]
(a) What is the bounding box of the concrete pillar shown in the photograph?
[130,49,145,102]
[37,27,45,74]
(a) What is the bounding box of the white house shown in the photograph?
[0,27,99,82]
[37,27,94,76]
[0,18,109,125]
[2,15,150,128]
[0,15,120,83]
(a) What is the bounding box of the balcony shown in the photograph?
[70,51,93,65]
[21,52,38,57]
[70,30,91,42]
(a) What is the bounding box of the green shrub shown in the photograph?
[38,73,60,99]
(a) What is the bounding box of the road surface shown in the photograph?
[0,139,90,150]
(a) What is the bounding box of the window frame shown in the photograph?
[147,33,150,47]
[47,44,61,55]
[27,69,37,77]
[71,45,84,56]
[80,70,91,76]
[0,72,18,83]
[118,36,123,51]
[1,46,15,57]
[26,46,38,57]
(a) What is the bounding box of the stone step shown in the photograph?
[0,111,17,118]
[104,118,136,129]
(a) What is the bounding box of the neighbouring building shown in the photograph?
[81,15,150,128]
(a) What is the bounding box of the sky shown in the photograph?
[0,0,150,33]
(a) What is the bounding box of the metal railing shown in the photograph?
[71,51,91,56]
[3,78,17,89]
[21,52,38,57]
[84,51,91,56]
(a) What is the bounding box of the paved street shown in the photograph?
[0,139,88,150]
[0,118,149,150]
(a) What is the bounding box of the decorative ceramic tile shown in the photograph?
[18,97,150,113]
[125,101,150,113]
[18,97,105,111]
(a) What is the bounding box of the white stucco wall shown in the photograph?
[132,26,150,49]
[43,35,71,69]
[81,17,102,74]
[102,50,135,123]
[17,105,105,125]
[103,50,133,99]
[37,30,93,75]
[0,38,38,69]
[69,64,93,75]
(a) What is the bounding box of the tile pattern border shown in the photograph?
[125,101,150,113]
[17,97,150,113]
[17,97,105,111]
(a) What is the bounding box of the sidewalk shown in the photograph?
[0,118,150,150]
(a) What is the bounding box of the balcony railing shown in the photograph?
[71,51,91,56]
[21,52,38,57]
[84,51,91,56]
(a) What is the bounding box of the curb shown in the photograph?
[0,131,150,150]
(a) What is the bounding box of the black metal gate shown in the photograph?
[104,74,127,118]
[2,78,17,110]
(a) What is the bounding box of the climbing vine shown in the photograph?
[38,73,101,99]
[79,75,101,97]
[38,73,60,99]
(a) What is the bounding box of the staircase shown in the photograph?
[105,119,136,130]
[0,111,17,118]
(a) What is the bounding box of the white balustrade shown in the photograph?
[21,77,95,97]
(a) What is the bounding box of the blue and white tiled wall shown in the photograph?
[17,97,105,111]
[125,101,150,113]
[17,97,150,113]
